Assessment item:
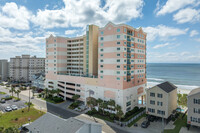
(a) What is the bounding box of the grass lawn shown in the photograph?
[164,114,187,133]
[128,113,146,127]
[0,91,6,94]
[0,107,45,128]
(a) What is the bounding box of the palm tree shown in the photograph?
[115,104,124,122]
[55,89,61,96]
[116,109,124,122]
[14,90,21,99]
[72,94,80,103]
[101,102,108,115]
[9,86,15,97]
[44,88,49,98]
[97,98,103,111]
[87,97,96,110]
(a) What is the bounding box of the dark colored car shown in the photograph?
[148,115,156,122]
[0,99,6,103]
[141,121,150,128]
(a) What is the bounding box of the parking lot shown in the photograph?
[0,94,27,112]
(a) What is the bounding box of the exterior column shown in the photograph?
[142,96,143,105]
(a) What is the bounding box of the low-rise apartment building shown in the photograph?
[146,81,177,119]
[187,88,200,127]
[32,72,45,89]
[46,22,147,113]
[0,60,9,81]
[9,55,45,82]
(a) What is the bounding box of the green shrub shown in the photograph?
[172,117,176,121]
[53,96,63,103]
[110,113,115,120]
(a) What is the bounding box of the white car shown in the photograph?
[11,105,18,110]
[5,106,12,112]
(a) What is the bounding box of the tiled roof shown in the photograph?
[157,81,177,93]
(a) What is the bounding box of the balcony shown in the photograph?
[127,38,131,42]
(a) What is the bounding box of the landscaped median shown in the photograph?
[86,106,146,126]
[0,107,45,132]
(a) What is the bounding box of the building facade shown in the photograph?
[9,55,45,82]
[0,60,9,81]
[45,22,147,113]
[187,88,200,127]
[146,82,177,119]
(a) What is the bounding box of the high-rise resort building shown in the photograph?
[46,22,147,113]
[9,55,45,82]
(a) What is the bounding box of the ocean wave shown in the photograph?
[147,81,199,90]
[147,78,164,81]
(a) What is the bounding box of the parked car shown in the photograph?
[11,105,18,110]
[5,106,12,112]
[0,99,6,103]
[148,115,156,122]
[141,121,150,128]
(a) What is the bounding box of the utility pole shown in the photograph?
[28,86,31,112]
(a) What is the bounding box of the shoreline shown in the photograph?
[147,82,199,95]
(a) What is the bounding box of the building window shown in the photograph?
[150,92,155,97]
[157,101,163,106]
[157,110,165,115]
[148,108,155,113]
[117,42,120,45]
[116,71,120,74]
[117,54,120,56]
[100,65,103,68]
[100,60,104,62]
[150,100,155,105]
[101,43,103,46]
[100,70,103,73]
[100,49,104,52]
[157,93,163,98]
[126,101,131,106]
[100,76,103,79]
[117,59,120,62]
[116,77,120,80]
[117,35,120,39]
[101,31,104,35]
[193,99,200,104]
[124,28,126,32]
[100,37,104,41]
[117,48,120,50]
[100,54,103,57]
[117,28,120,32]
[117,65,120,68]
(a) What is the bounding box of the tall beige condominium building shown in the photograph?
[0,60,9,81]
[9,55,45,82]
[187,88,200,127]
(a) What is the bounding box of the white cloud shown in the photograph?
[173,8,200,23]
[0,27,12,37]
[190,30,199,37]
[0,2,32,30]
[65,30,78,35]
[195,38,200,42]
[143,25,188,41]
[153,43,170,49]
[32,0,144,29]
[156,0,195,16]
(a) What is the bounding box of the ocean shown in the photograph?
[147,63,200,90]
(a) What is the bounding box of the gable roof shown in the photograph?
[188,87,200,97]
[26,113,101,133]
[157,81,177,93]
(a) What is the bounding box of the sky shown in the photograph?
[0,0,200,63]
